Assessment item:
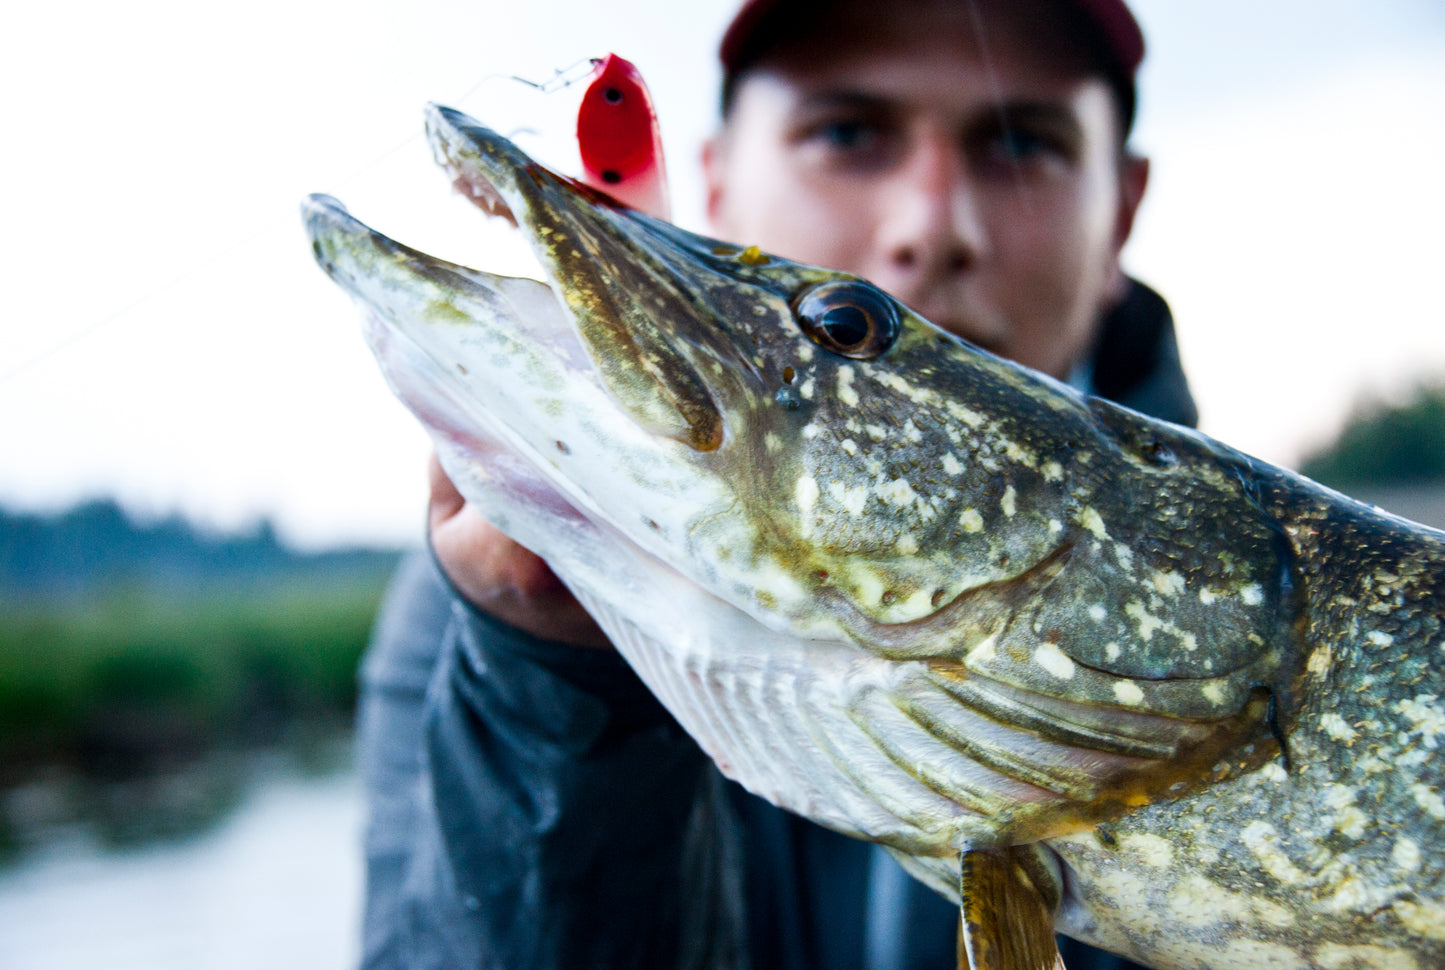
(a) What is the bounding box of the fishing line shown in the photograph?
[962,0,1035,213]
[457,57,601,102]
[2,130,429,385]
[0,62,597,388]
[0,255,248,384]
[452,59,601,145]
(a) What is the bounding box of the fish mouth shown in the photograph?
[308,105,744,460]
[421,104,762,454]
[301,109,793,604]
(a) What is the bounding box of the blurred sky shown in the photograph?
[1,0,1442,548]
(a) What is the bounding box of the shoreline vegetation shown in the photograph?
[0,500,402,862]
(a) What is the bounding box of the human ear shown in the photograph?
[1105,153,1150,301]
[701,133,733,236]
[1113,153,1150,250]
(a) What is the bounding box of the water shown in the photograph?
[0,766,363,970]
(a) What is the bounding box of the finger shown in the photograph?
[426,453,559,594]
[427,451,466,527]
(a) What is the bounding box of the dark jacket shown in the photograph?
[356,280,1193,969]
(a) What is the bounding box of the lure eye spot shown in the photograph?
[603,86,623,104]
[600,170,622,184]
[793,281,900,359]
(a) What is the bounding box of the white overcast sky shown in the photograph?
[1,1,1442,548]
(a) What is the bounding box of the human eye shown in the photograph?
[976,125,1070,174]
[994,128,1057,162]
[971,106,1081,180]
[808,117,878,152]
[788,98,902,173]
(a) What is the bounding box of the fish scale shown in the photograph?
[304,106,1445,969]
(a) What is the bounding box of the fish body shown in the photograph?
[303,107,1445,969]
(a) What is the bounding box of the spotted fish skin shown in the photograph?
[303,108,1444,969]
[1049,479,1445,969]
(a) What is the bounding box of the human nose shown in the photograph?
[871,133,987,288]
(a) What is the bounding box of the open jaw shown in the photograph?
[302,104,729,547]
[302,105,773,607]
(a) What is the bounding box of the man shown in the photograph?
[358,0,1191,966]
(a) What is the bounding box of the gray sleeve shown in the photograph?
[358,550,747,970]
[356,550,454,969]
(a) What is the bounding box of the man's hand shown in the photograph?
[427,454,611,649]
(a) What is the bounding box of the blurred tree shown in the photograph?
[1299,382,1445,488]
[0,499,399,599]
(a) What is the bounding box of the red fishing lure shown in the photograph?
[575,53,671,220]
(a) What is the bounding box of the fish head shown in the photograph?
[306,106,1080,645]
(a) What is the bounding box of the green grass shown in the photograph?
[0,573,391,781]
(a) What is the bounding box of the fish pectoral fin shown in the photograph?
[957,847,1064,970]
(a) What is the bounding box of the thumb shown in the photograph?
[427,451,466,528]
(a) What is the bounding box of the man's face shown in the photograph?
[704,0,1147,380]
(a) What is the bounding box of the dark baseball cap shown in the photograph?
[718,0,1145,131]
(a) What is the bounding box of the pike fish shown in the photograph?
[303,106,1445,970]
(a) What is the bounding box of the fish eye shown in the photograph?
[792,281,900,359]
